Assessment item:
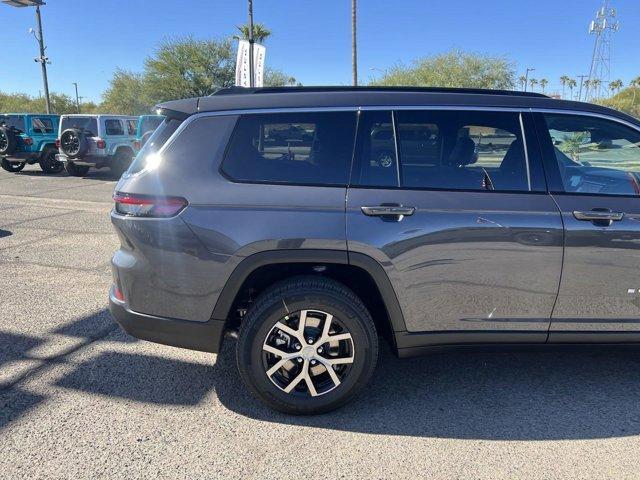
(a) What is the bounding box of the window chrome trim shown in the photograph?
[155,105,640,182]
[519,112,532,191]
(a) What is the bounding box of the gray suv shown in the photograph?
[109,87,640,414]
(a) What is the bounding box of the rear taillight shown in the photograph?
[23,137,33,146]
[96,139,106,149]
[55,139,61,148]
[113,285,125,301]
[113,192,188,218]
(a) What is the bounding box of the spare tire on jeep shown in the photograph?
[59,128,88,159]
[0,126,17,155]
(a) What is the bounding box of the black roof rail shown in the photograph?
[210,85,548,98]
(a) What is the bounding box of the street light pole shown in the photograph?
[2,0,51,113]
[247,0,255,88]
[73,82,80,113]
[577,74,588,102]
[352,0,358,86]
[34,4,51,113]
[524,67,535,93]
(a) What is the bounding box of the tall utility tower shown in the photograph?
[586,0,619,100]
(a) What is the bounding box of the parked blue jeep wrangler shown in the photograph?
[0,113,62,174]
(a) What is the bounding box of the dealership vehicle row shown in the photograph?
[0,113,163,177]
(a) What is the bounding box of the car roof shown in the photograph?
[156,86,639,126]
[1,113,59,117]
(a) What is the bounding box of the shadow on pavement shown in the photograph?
[14,170,118,181]
[0,228,12,239]
[0,331,44,369]
[0,388,46,431]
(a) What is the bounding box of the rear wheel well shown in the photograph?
[225,262,394,347]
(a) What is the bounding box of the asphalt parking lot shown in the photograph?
[2,165,640,479]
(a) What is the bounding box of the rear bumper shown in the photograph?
[3,152,37,163]
[55,153,109,167]
[109,287,225,353]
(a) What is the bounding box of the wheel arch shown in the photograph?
[211,250,407,348]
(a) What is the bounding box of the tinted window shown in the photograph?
[105,119,124,136]
[352,111,398,187]
[61,117,98,135]
[139,116,164,135]
[396,110,529,191]
[543,113,640,196]
[223,111,357,185]
[31,117,54,134]
[127,118,182,175]
[0,115,25,132]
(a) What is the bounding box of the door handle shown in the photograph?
[361,205,416,217]
[572,210,624,222]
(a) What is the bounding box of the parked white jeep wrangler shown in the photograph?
[55,114,139,177]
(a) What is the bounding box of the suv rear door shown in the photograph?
[346,108,563,345]
[534,111,640,342]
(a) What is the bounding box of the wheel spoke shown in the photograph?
[326,332,352,343]
[319,313,334,342]
[324,362,342,387]
[283,367,306,393]
[305,376,318,397]
[326,355,354,366]
[266,358,289,377]
[262,344,290,358]
[297,310,308,335]
[274,321,303,343]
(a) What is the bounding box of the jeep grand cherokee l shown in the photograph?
[109,86,640,414]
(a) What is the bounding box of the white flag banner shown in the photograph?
[235,40,266,87]
[253,43,266,87]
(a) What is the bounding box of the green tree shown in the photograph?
[235,23,271,43]
[0,91,96,114]
[263,69,299,87]
[540,78,549,94]
[529,78,538,92]
[518,75,527,91]
[370,50,515,89]
[631,76,640,108]
[144,37,236,102]
[101,70,152,115]
[567,78,577,100]
[560,75,570,99]
[610,79,624,94]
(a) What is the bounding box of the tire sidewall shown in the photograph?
[0,127,17,155]
[39,149,64,174]
[237,287,377,414]
[60,129,87,159]
[1,158,25,172]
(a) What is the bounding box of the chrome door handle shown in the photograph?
[573,210,624,221]
[361,205,416,217]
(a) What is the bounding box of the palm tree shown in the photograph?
[610,79,624,94]
[529,78,538,92]
[567,78,577,100]
[352,0,358,86]
[540,78,549,94]
[518,75,527,91]
[560,75,570,99]
[235,23,272,43]
[591,78,602,98]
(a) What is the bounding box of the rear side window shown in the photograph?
[31,117,55,134]
[105,119,124,136]
[127,118,183,175]
[222,111,358,186]
[352,110,531,192]
[126,120,137,136]
[61,117,98,135]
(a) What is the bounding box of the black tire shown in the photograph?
[0,127,17,156]
[1,158,25,172]
[39,148,64,174]
[110,149,133,178]
[236,276,378,414]
[65,161,90,177]
[59,128,88,159]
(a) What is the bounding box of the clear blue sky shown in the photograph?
[1,0,639,102]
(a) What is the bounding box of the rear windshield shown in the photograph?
[139,116,164,135]
[31,117,55,134]
[0,115,25,132]
[60,117,98,136]
[127,118,183,175]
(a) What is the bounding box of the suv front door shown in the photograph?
[535,111,640,342]
[346,109,563,345]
